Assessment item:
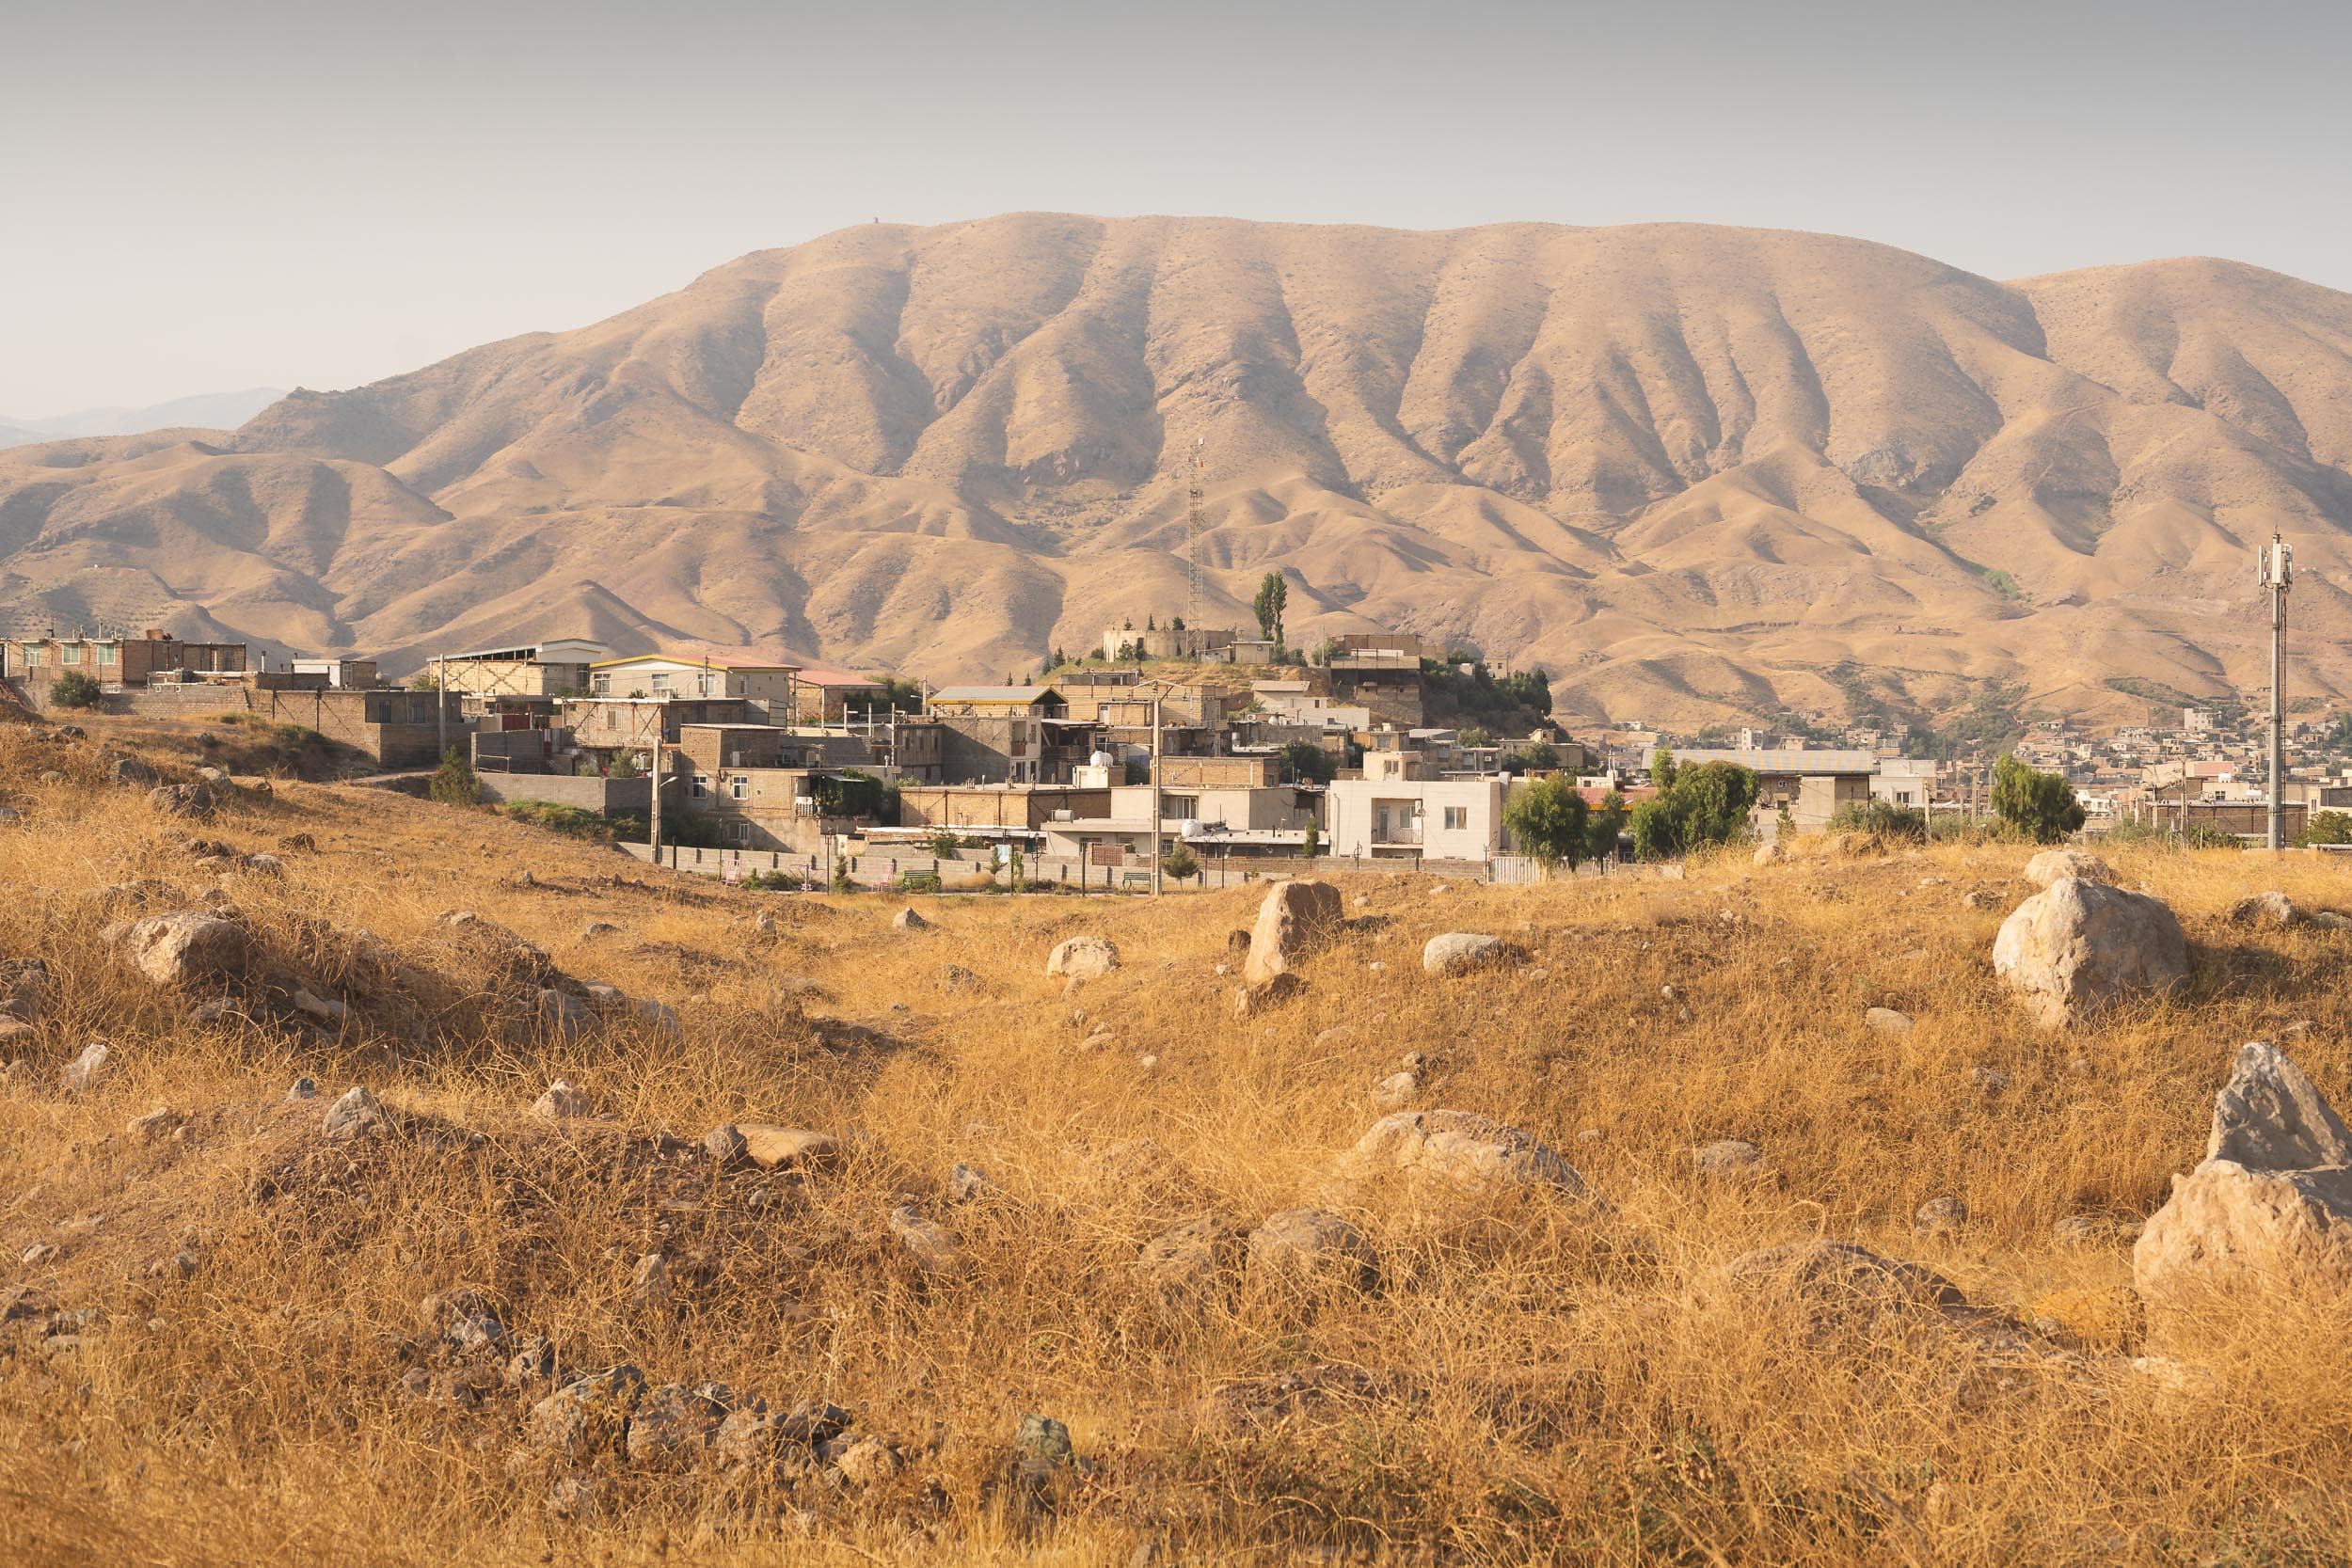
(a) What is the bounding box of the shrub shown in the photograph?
[427,747,481,807]
[1504,739,1559,773]
[929,829,962,860]
[498,801,609,839]
[49,672,102,709]
[1161,842,1200,883]
[2298,811,2352,847]
[1991,754,2085,844]
[898,869,944,894]
[1827,800,1929,842]
[1503,777,1590,873]
[1279,740,1336,785]
[1302,822,1321,860]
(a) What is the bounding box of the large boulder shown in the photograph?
[2022,849,2115,890]
[1242,879,1343,988]
[1991,878,2188,1027]
[2135,1042,2352,1347]
[1246,1208,1378,1293]
[119,911,250,988]
[1046,937,1120,981]
[1335,1109,1590,1199]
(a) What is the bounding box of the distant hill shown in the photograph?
[2,216,2350,726]
[0,387,285,446]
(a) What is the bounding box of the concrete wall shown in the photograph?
[1327,778,1503,860]
[476,773,651,815]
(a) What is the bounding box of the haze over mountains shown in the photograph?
[2,214,2349,727]
[0,388,285,449]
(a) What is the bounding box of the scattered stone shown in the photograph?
[579,920,624,941]
[291,989,346,1025]
[287,1076,317,1101]
[1970,1064,2012,1094]
[536,989,595,1041]
[702,1124,750,1164]
[1137,1214,1244,1303]
[1226,928,1252,956]
[887,1205,963,1276]
[1864,1006,1914,1037]
[2229,892,2300,928]
[1247,1208,1378,1292]
[948,1163,993,1202]
[60,1040,109,1091]
[628,997,680,1033]
[449,1313,505,1354]
[2135,1041,2352,1348]
[23,1243,58,1266]
[627,1382,735,1466]
[1725,1240,1967,1321]
[1230,972,1305,1019]
[753,911,779,935]
[1692,1139,1766,1180]
[1992,878,2189,1028]
[1373,1070,1418,1110]
[2022,849,2115,889]
[1753,840,1786,867]
[322,1085,384,1140]
[241,852,282,876]
[937,963,981,991]
[631,1252,671,1306]
[2052,1215,2115,1250]
[825,1434,903,1487]
[1242,879,1343,988]
[127,1106,174,1141]
[1335,1109,1591,1197]
[109,756,157,786]
[2313,911,2352,933]
[504,1335,559,1387]
[1913,1196,1968,1239]
[118,911,251,988]
[532,1080,594,1120]
[1422,932,1514,976]
[892,907,930,931]
[1313,1024,1356,1050]
[527,1365,647,1457]
[1046,937,1120,980]
[738,1125,838,1171]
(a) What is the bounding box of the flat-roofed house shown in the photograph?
[589,649,800,712]
[789,664,884,723]
[927,687,1067,784]
[437,638,611,698]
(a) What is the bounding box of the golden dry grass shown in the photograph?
[5,718,2352,1565]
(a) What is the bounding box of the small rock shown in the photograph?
[1912,1196,1968,1239]
[504,1335,559,1387]
[631,1252,671,1305]
[739,1125,838,1171]
[23,1243,58,1266]
[892,907,930,931]
[2229,892,2300,928]
[119,911,251,988]
[628,997,679,1033]
[2052,1215,2111,1250]
[1692,1139,1766,1179]
[536,989,595,1041]
[292,989,346,1025]
[449,1313,505,1354]
[1247,1208,1378,1292]
[127,1106,174,1141]
[826,1434,903,1487]
[579,920,623,941]
[888,1205,963,1276]
[60,1040,109,1091]
[703,1123,751,1164]
[532,1080,594,1120]
[948,1163,993,1202]
[1422,932,1513,976]
[321,1085,383,1140]
[287,1076,318,1101]
[1865,1006,1914,1036]
[1373,1070,1418,1110]
[1046,936,1120,980]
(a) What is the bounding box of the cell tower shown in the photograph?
[1185,437,1205,628]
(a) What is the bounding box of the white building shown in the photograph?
[1869,757,1939,810]
[1326,777,1508,861]
[590,650,800,710]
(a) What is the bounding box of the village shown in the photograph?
[4,617,2347,889]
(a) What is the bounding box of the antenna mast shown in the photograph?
[2261,531,2293,852]
[1186,437,1205,630]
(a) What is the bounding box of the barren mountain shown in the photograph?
[4,215,2350,726]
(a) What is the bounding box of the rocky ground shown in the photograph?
[5,719,2352,1565]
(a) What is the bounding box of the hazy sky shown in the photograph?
[5,0,2347,414]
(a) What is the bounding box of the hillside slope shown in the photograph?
[4,216,2351,723]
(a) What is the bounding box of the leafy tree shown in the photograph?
[1458,725,1490,748]
[1502,778,1591,874]
[1587,788,1629,862]
[427,746,482,807]
[929,829,962,859]
[844,675,926,719]
[1827,799,1929,842]
[1051,646,1068,670]
[2298,811,2352,847]
[1252,572,1288,643]
[49,672,101,709]
[1277,739,1337,785]
[1991,753,2085,843]
[408,669,441,691]
[1310,635,1342,667]
[1630,761,1758,860]
[1505,739,1559,772]
[1161,841,1200,883]
[1651,748,1678,792]
[830,858,856,894]
[607,751,640,779]
[1301,821,1321,860]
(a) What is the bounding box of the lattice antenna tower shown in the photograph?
[1185,437,1205,628]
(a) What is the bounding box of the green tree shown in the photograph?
[1301,821,1321,859]
[427,746,482,807]
[607,751,640,780]
[1161,841,1200,883]
[1503,777,1591,874]
[1458,725,1491,748]
[1991,753,2085,844]
[408,669,441,691]
[929,829,962,859]
[1252,571,1288,643]
[2299,811,2352,847]
[1630,761,1758,860]
[1505,739,1559,772]
[1587,788,1629,863]
[1277,739,1337,785]
[49,672,102,709]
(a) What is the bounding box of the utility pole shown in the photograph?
[2262,531,2294,851]
[434,654,447,759]
[1150,694,1164,897]
[647,730,665,865]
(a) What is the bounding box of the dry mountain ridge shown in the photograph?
[4,214,2351,725]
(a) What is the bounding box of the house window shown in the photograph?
[691,776,707,799]
[699,674,721,697]
[96,643,117,666]
[60,644,80,665]
[726,820,751,844]
[592,673,610,695]
[1165,794,1200,819]
[650,673,670,695]
[1443,806,1469,831]
[730,777,747,800]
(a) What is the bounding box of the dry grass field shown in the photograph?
[5,717,2352,1565]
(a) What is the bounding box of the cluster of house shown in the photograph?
[9,621,2339,879]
